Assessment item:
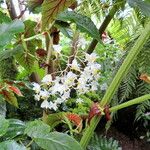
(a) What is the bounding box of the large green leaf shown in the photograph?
[42,0,75,30]
[0,115,9,137]
[57,11,100,42]
[128,0,150,16]
[24,120,51,138]
[0,45,23,61]
[4,119,25,140]
[0,140,26,150]
[35,132,83,150]
[0,20,24,50]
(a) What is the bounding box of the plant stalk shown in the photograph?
[86,0,121,54]
[80,20,150,149]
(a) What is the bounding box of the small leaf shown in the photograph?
[42,0,76,30]
[34,132,83,150]
[8,86,23,96]
[66,113,82,131]
[1,90,18,107]
[24,120,51,138]
[0,115,9,137]
[57,11,101,41]
[0,140,26,150]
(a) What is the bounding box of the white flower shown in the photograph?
[49,101,58,111]
[41,100,50,109]
[61,90,70,100]
[34,94,40,101]
[55,98,64,104]
[85,53,98,63]
[40,90,49,100]
[32,83,41,93]
[42,74,52,85]
[76,98,83,104]
[53,45,62,54]
[70,59,80,71]
[64,71,77,87]
[51,82,67,95]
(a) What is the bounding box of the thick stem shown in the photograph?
[80,21,150,149]
[86,1,121,54]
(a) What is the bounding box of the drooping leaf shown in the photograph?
[1,90,18,107]
[0,115,9,137]
[128,0,150,16]
[42,0,76,30]
[34,132,83,150]
[57,11,101,41]
[24,120,51,138]
[0,20,24,50]
[0,140,26,150]
[4,119,25,140]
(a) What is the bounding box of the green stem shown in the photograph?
[80,20,150,149]
[110,94,150,112]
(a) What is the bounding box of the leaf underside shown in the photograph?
[42,0,75,30]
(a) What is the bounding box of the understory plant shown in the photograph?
[0,0,150,150]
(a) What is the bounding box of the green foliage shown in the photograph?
[87,133,121,150]
[0,140,26,150]
[128,0,150,16]
[4,119,25,140]
[58,11,101,41]
[42,0,75,30]
[0,20,24,50]
[25,120,51,138]
[34,132,83,150]
[0,115,9,137]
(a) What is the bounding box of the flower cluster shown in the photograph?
[32,53,101,111]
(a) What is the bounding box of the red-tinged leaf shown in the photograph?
[42,0,76,30]
[104,105,111,121]
[140,73,150,84]
[88,103,101,124]
[66,113,82,131]
[8,86,23,96]
[1,90,18,107]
